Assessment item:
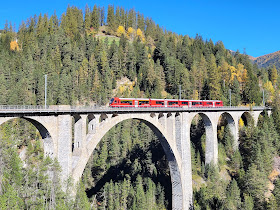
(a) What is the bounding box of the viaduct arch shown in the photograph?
[0,106,271,209]
[0,116,55,157]
[72,113,186,210]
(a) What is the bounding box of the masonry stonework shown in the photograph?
[0,107,269,209]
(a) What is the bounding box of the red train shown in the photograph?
[109,97,223,108]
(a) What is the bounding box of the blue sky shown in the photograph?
[0,0,279,57]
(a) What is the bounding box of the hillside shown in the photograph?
[251,50,280,69]
[1,4,280,209]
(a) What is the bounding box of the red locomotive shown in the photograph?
[109,97,223,108]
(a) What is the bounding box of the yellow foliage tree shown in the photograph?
[230,66,237,82]
[192,90,199,100]
[236,64,248,91]
[230,64,247,91]
[116,26,126,37]
[239,118,244,128]
[127,27,135,39]
[263,81,275,102]
[10,40,19,51]
[119,85,125,94]
[136,28,145,42]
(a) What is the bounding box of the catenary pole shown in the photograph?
[229,89,231,107]
[179,85,181,100]
[263,89,265,106]
[45,75,47,108]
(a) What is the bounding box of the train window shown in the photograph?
[192,102,202,105]
[156,101,164,105]
[139,101,149,105]
[168,101,178,105]
[181,102,188,105]
[121,100,132,105]
[109,98,114,104]
[216,102,220,105]
[206,102,212,105]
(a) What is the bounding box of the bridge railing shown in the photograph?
[0,105,50,110]
[0,105,269,112]
[67,106,269,112]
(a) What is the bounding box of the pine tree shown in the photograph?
[107,5,116,34]
[273,179,280,207]
[137,12,145,32]
[266,194,278,210]
[105,180,114,209]
[225,179,241,209]
[222,125,234,157]
[84,5,91,34]
[127,9,136,29]
[135,175,146,209]
[242,194,254,210]
[120,178,130,210]
[91,5,100,32]
[244,68,262,105]
[208,54,221,99]
[244,164,267,208]
[100,6,105,26]
[108,134,120,165]
[115,6,121,27]
[231,77,241,106]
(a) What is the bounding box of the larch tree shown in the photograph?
[116,26,126,37]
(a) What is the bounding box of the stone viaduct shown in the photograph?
[0,105,271,209]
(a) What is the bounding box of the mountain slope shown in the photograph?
[252,51,280,69]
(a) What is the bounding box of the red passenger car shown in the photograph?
[109,97,223,108]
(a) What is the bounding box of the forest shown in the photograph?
[0,4,280,209]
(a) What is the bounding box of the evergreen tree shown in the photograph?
[137,12,145,32]
[135,175,146,209]
[91,5,100,31]
[273,178,280,207]
[244,68,262,104]
[242,194,254,210]
[84,4,91,33]
[225,179,241,209]
[208,54,221,99]
[100,6,105,26]
[127,9,136,29]
[269,65,278,87]
[107,5,116,34]
[244,164,267,208]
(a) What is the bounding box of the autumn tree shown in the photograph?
[116,26,126,37]
[10,40,19,51]
[127,27,136,40]
[136,28,145,42]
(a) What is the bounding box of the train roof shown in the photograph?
[118,97,150,100]
[186,100,222,102]
[115,97,222,102]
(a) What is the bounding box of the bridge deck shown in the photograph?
[0,105,271,116]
